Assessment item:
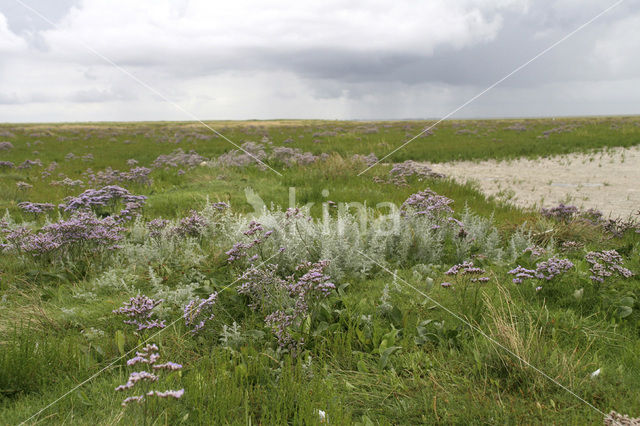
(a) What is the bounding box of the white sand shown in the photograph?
[430,146,640,219]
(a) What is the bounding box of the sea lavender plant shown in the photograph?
[509,256,574,287]
[2,211,125,257]
[389,160,445,181]
[113,295,166,332]
[116,343,183,424]
[226,220,274,263]
[237,260,335,350]
[270,146,319,167]
[59,185,146,220]
[50,177,84,187]
[445,261,490,283]
[401,189,454,218]
[0,141,13,151]
[215,142,267,169]
[541,203,579,222]
[152,148,207,169]
[17,202,56,215]
[87,166,153,186]
[585,250,633,283]
[508,266,537,284]
[17,159,42,169]
[443,261,488,319]
[173,210,208,237]
[0,161,15,169]
[183,292,218,334]
[16,181,33,190]
[147,218,170,238]
[534,256,574,280]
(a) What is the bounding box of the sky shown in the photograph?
[1,0,639,122]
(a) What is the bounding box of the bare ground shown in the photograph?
[430,146,640,219]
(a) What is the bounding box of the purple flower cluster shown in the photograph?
[238,260,335,350]
[0,141,14,151]
[50,177,84,187]
[17,202,56,215]
[270,146,320,167]
[116,343,183,408]
[183,292,218,334]
[445,261,490,283]
[59,185,146,222]
[540,203,579,222]
[215,142,267,168]
[152,148,207,169]
[401,189,454,218]
[351,152,379,167]
[86,166,153,186]
[173,210,208,237]
[390,160,445,181]
[147,218,170,238]
[534,256,574,281]
[2,211,125,256]
[585,250,633,283]
[237,264,286,311]
[17,159,42,169]
[113,295,166,332]
[508,266,537,284]
[60,185,146,212]
[0,161,15,169]
[16,181,33,190]
[210,201,230,212]
[524,245,547,257]
[541,203,579,222]
[226,221,274,262]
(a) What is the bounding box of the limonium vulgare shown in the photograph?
[113,295,166,332]
[237,260,335,351]
[585,250,633,283]
[116,343,184,425]
[183,292,218,334]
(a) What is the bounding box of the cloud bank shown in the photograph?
[0,0,639,122]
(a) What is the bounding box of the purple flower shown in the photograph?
[18,202,56,215]
[541,203,579,222]
[508,265,536,284]
[59,185,147,221]
[117,342,184,408]
[147,389,184,399]
[173,210,208,237]
[113,295,165,332]
[401,189,454,218]
[534,257,574,280]
[152,148,207,169]
[2,211,125,257]
[147,218,170,238]
[585,250,633,283]
[153,362,183,371]
[237,260,335,350]
[183,293,218,334]
[16,181,33,190]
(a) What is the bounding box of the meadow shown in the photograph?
[0,117,639,425]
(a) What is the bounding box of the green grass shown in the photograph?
[0,118,639,424]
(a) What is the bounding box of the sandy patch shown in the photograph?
[430,146,640,218]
